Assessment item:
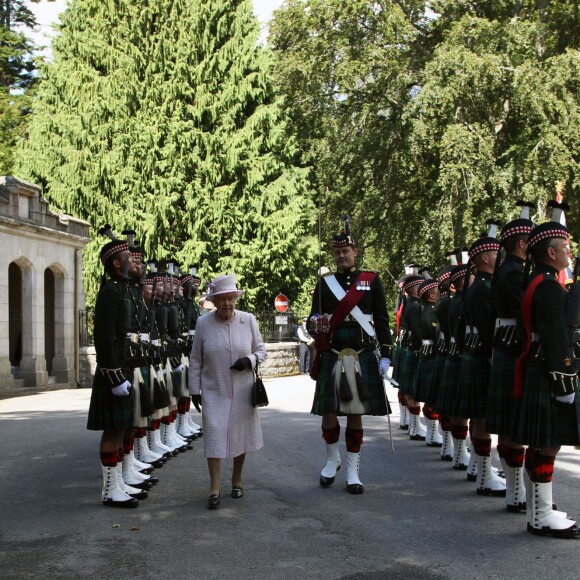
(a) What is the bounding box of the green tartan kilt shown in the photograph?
[453,353,490,420]
[435,356,461,416]
[397,349,417,396]
[392,344,402,382]
[312,329,390,416]
[511,360,580,447]
[485,348,518,436]
[412,355,437,403]
[428,353,446,407]
[87,366,135,431]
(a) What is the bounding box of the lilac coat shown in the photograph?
[188,310,267,458]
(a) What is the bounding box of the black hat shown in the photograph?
[403,275,424,293]
[98,224,128,265]
[527,221,569,250]
[331,215,356,248]
[468,219,501,259]
[437,265,453,288]
[418,278,438,299]
[500,201,535,242]
[449,264,468,284]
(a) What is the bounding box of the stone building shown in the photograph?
[0,176,90,396]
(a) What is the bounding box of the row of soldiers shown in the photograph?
[393,200,580,539]
[87,226,204,508]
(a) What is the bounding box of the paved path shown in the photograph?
[1,376,580,579]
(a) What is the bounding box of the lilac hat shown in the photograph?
[206,275,244,300]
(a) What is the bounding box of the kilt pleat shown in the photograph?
[412,356,437,403]
[511,361,580,447]
[397,349,417,396]
[311,327,390,416]
[485,348,518,436]
[435,357,461,416]
[87,366,135,431]
[453,353,490,419]
[392,344,402,381]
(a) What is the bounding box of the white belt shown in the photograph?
[449,337,456,343]
[532,332,540,342]
[140,333,150,343]
[439,331,445,340]
[152,339,160,347]
[496,318,516,329]
[189,330,195,336]
[422,339,434,345]
[465,327,479,336]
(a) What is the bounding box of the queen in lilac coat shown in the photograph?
[188,275,268,510]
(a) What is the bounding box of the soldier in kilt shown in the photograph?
[454,229,506,496]
[486,205,534,513]
[310,221,393,494]
[87,235,148,508]
[433,266,455,459]
[412,278,443,447]
[437,264,472,470]
[512,216,580,539]
[397,275,426,440]
[393,274,409,429]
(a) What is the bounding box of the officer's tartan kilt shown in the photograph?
[412,355,437,403]
[427,353,446,406]
[512,360,580,447]
[453,352,490,420]
[397,348,417,396]
[87,366,135,431]
[435,356,461,417]
[311,327,390,417]
[485,348,518,436]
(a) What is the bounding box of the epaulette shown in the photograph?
[322,271,333,277]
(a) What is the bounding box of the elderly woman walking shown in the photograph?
[188,275,267,509]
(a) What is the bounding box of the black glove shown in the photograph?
[230,357,252,371]
[191,394,202,413]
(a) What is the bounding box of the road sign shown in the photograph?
[274,294,289,313]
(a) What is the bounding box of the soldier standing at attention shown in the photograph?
[513,206,580,539]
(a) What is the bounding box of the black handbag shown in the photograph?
[253,362,269,408]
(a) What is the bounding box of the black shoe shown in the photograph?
[145,476,159,486]
[103,498,139,509]
[410,434,426,441]
[467,473,477,481]
[440,455,453,461]
[127,480,153,490]
[152,459,165,468]
[527,523,580,539]
[320,465,340,488]
[346,483,364,495]
[139,466,155,475]
[128,489,149,500]
[399,425,409,430]
[207,493,220,509]
[426,442,443,448]
[506,502,526,513]
[231,486,244,499]
[476,487,506,497]
[453,464,468,471]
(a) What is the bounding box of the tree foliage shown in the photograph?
[269,0,580,297]
[16,0,317,310]
[0,0,54,173]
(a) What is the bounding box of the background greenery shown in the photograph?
[2,1,578,310]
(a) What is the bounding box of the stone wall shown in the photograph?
[78,343,300,388]
[262,342,299,377]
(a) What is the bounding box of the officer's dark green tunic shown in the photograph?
[512,264,580,447]
[454,271,495,419]
[398,296,421,397]
[87,275,135,431]
[413,302,438,403]
[310,268,392,416]
[436,290,465,416]
[486,254,524,435]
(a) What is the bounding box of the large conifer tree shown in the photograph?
[16,0,316,308]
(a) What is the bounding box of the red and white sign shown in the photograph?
[274,294,289,313]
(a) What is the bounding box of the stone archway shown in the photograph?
[8,262,23,377]
[44,263,69,384]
